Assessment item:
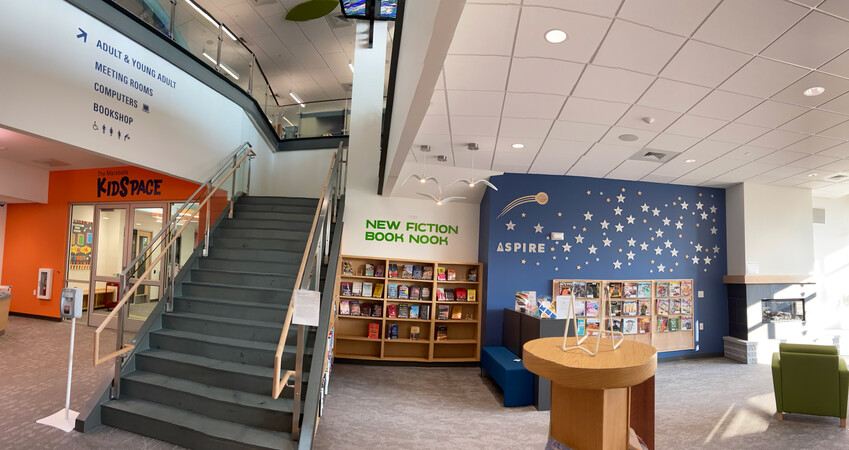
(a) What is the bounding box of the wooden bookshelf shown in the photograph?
[333,255,482,362]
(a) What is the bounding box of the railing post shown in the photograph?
[113,272,128,399]
[292,324,304,439]
[216,24,223,73]
[169,0,176,40]
[246,155,252,196]
[229,154,237,219]
[203,184,211,257]
[248,55,255,95]
[168,232,177,313]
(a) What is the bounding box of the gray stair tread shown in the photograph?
[208,247,304,255]
[193,268,297,279]
[228,216,314,223]
[199,257,299,266]
[175,296,286,310]
[215,236,307,243]
[183,281,293,293]
[152,329,278,352]
[139,348,276,379]
[103,397,294,449]
[164,311,286,330]
[124,371,298,413]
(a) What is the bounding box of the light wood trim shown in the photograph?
[93,149,254,366]
[723,275,815,284]
[273,152,336,399]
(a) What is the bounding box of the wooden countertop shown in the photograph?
[523,337,657,390]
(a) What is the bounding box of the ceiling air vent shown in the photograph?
[824,172,849,182]
[628,148,680,164]
[34,158,70,167]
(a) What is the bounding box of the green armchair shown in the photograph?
[771,343,848,427]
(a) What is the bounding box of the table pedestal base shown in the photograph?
[549,383,629,450]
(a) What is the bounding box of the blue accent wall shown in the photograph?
[479,173,729,357]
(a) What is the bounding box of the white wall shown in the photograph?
[251,147,337,199]
[742,184,814,276]
[812,196,849,329]
[0,160,49,204]
[725,184,745,275]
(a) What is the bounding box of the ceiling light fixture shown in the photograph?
[404,145,438,186]
[808,173,819,177]
[685,159,696,163]
[348,61,355,73]
[289,90,305,107]
[221,25,237,41]
[185,0,236,41]
[803,86,825,97]
[449,143,498,191]
[511,143,525,149]
[618,134,639,142]
[282,116,294,127]
[544,29,568,44]
[202,52,239,80]
[642,117,655,124]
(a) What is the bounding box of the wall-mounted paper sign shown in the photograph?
[550,232,565,241]
[292,289,320,327]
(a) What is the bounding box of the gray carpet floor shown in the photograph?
[2,315,847,449]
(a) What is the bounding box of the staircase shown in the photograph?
[100,196,320,449]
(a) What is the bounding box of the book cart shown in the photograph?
[552,279,695,352]
[333,255,483,362]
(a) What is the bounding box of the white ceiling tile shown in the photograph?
[762,11,849,69]
[683,139,738,158]
[549,121,610,142]
[651,156,712,178]
[412,134,453,158]
[492,139,545,166]
[736,101,808,128]
[682,157,750,180]
[419,115,450,135]
[664,115,728,138]
[523,0,622,17]
[446,91,504,117]
[646,133,700,152]
[452,136,498,166]
[572,66,655,104]
[818,142,849,158]
[747,129,808,149]
[298,20,344,55]
[468,0,520,3]
[641,173,678,183]
[688,90,763,121]
[502,93,565,119]
[818,120,849,140]
[498,118,554,138]
[818,91,849,115]
[782,135,844,154]
[617,0,720,36]
[567,143,636,178]
[638,78,711,113]
[788,154,841,169]
[723,146,776,161]
[616,105,682,132]
[708,122,771,144]
[673,175,713,186]
[427,90,447,116]
[491,163,529,173]
[780,109,849,134]
[756,150,809,166]
[720,57,810,98]
[759,165,810,178]
[514,7,611,63]
[771,71,849,108]
[443,55,510,91]
[449,4,520,56]
[599,126,658,147]
[712,161,780,182]
[606,160,662,181]
[528,139,593,175]
[450,116,500,136]
[770,178,808,187]
[507,58,584,95]
[593,20,685,75]
[559,97,630,125]
[796,180,832,189]
[693,0,807,54]
[819,50,849,79]
[660,41,751,88]
[817,159,849,173]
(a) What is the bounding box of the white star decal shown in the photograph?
[615,223,624,232]
[626,215,635,224]
[600,219,610,229]
[602,238,612,247]
[713,245,720,253]
[575,234,584,243]
[681,201,689,210]
[655,229,664,238]
[710,226,717,235]
[696,201,704,210]
[641,203,650,212]
[613,260,622,269]
[640,242,649,251]
[627,238,636,247]
[670,248,679,257]
[562,243,572,252]
[588,245,598,254]
[657,264,666,272]
[701,212,708,220]
[662,217,671,226]
[692,256,700,264]
[652,208,660,216]
[584,211,593,221]
[534,223,544,233]
[695,243,703,252]
[505,221,516,231]
[654,246,663,255]
[617,194,625,203]
[675,221,683,230]
[664,240,672,248]
[613,206,623,215]
[626,251,635,260]
[704,256,712,265]
[710,205,717,214]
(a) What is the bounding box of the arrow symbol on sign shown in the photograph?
[76,28,87,43]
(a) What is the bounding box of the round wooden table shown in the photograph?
[523,337,657,450]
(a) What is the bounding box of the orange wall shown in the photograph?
[2,166,202,318]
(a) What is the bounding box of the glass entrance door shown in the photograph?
[127,206,165,322]
[88,205,128,329]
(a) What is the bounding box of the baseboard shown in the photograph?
[335,358,479,368]
[9,311,62,322]
[658,352,724,362]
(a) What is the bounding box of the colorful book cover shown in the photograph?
[341,282,352,296]
[412,265,423,280]
[350,300,360,316]
[681,298,693,315]
[610,318,622,333]
[576,318,586,336]
[352,282,363,296]
[402,264,414,279]
[410,305,420,319]
[398,304,409,318]
[587,282,599,298]
[410,326,420,340]
[623,318,638,335]
[573,282,587,298]
[375,265,385,277]
[371,304,382,317]
[438,304,450,320]
[638,300,650,316]
[657,299,669,315]
[364,264,375,277]
[467,268,477,281]
[657,316,668,332]
[637,282,651,298]
[342,261,354,275]
[447,269,457,281]
[610,301,622,317]
[682,280,693,297]
[669,317,680,332]
[671,299,681,315]
[537,297,555,318]
[421,287,432,301]
[557,281,572,296]
[455,288,467,301]
[420,305,430,320]
[340,300,350,315]
[586,318,600,334]
[387,284,398,299]
[437,267,447,281]
[398,285,409,299]
[361,304,371,317]
[387,303,397,318]
[585,300,599,317]
[638,317,651,334]
[624,282,637,298]
[451,305,462,319]
[436,325,448,341]
[362,282,373,298]
[410,285,421,300]
[388,324,398,339]
[681,315,693,330]
[422,266,434,280]
[515,291,537,314]
[373,283,384,298]
[573,300,586,317]
[368,323,379,339]
[437,288,446,301]
[445,289,455,301]
[467,289,475,302]
[656,282,668,297]
[609,282,623,298]
[388,264,398,278]
[669,281,681,297]
[623,300,638,316]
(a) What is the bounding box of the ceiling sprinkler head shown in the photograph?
[436,155,448,162]
[467,143,479,151]
[642,117,655,124]
[420,145,431,153]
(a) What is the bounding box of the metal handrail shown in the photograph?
[93,143,255,400]
[272,142,346,439]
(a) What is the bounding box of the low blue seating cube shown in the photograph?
[480,346,533,407]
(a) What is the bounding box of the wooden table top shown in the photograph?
[523,337,657,390]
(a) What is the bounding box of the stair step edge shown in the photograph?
[164,311,287,329]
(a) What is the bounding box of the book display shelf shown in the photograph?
[552,279,695,352]
[334,255,482,362]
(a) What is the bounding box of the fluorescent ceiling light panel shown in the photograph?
[202,52,239,80]
[221,25,237,41]
[185,0,217,28]
[290,91,305,107]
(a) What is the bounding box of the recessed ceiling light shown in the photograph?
[618,134,639,142]
[685,159,696,163]
[512,143,525,149]
[642,117,655,124]
[544,29,568,44]
[803,86,825,97]
[808,173,819,177]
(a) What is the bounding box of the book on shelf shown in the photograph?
[437,304,450,320]
[656,282,668,297]
[373,283,384,298]
[364,264,375,277]
[682,280,692,297]
[623,318,638,335]
[368,323,379,339]
[436,325,448,341]
[624,282,637,298]
[573,282,586,298]
[350,300,360,316]
[681,298,693,315]
[388,324,399,339]
[398,304,409,319]
[557,281,572,296]
[421,287,432,301]
[375,265,385,278]
[639,300,650,316]
[455,288,467,301]
[436,288,446,301]
[342,261,354,276]
[352,282,363,296]
[388,264,398,278]
[362,282,373,298]
[610,301,622,317]
[445,289,455,301]
[340,300,350,315]
[681,315,693,331]
[341,282,352,296]
[410,305,420,319]
[398,285,409,299]
[610,318,622,333]
[585,300,599,317]
[437,267,447,281]
[671,299,681,314]
[422,266,434,280]
[638,317,651,334]
[387,304,397,318]
[467,289,476,302]
[576,318,586,336]
[572,299,586,317]
[668,317,680,332]
[412,265,423,279]
[387,284,398,299]
[623,300,638,316]
[657,317,668,332]
[447,268,457,281]
[410,285,421,300]
[372,304,382,317]
[420,305,431,320]
[451,305,462,320]
[467,268,477,282]
[637,282,651,298]
[669,281,681,297]
[609,282,623,298]
[586,318,600,333]
[401,264,413,279]
[657,299,669,315]
[361,304,372,317]
[410,326,420,340]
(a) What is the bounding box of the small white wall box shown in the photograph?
[60,288,83,319]
[37,268,53,299]
[550,232,565,241]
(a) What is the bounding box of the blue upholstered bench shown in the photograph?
[480,346,533,407]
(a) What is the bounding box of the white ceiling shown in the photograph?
[0,126,122,173]
[402,0,849,200]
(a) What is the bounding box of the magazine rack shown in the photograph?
[562,285,623,356]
